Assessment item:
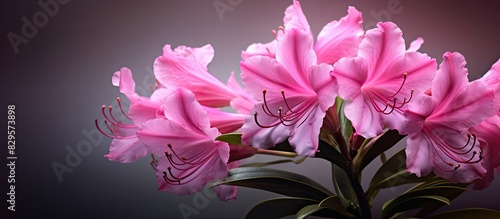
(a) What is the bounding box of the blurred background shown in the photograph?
[2,0,500,218]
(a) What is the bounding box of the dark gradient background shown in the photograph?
[2,1,500,218]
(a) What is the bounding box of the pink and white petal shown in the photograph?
[112,67,139,101]
[308,63,337,111]
[333,57,368,101]
[283,0,311,33]
[203,107,246,133]
[105,137,149,163]
[162,88,213,135]
[128,97,162,126]
[155,155,228,195]
[241,40,278,60]
[344,96,383,138]
[359,22,405,77]
[407,37,424,52]
[241,104,291,149]
[154,44,236,107]
[315,6,364,64]
[275,29,317,86]
[227,72,257,114]
[288,106,325,156]
[241,56,309,99]
[136,118,210,156]
[405,133,433,177]
[173,44,214,68]
[380,52,436,97]
[429,80,494,130]
[431,52,470,103]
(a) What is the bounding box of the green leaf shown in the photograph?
[295,204,334,219]
[426,208,500,219]
[357,129,405,171]
[315,139,347,171]
[211,167,333,201]
[241,156,306,167]
[319,195,356,219]
[338,100,353,141]
[410,180,469,218]
[331,163,357,207]
[381,195,450,219]
[366,150,436,203]
[381,184,468,219]
[215,133,243,145]
[246,197,318,219]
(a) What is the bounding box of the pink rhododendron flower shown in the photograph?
[405,52,495,183]
[471,58,500,189]
[333,22,436,138]
[242,0,364,65]
[240,28,337,157]
[136,88,236,201]
[98,67,168,163]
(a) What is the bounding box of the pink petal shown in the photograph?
[314,6,364,64]
[344,96,383,137]
[407,37,424,52]
[431,52,470,104]
[288,106,325,156]
[275,29,316,87]
[161,88,213,136]
[405,133,433,177]
[241,103,291,149]
[173,44,214,68]
[283,0,311,33]
[308,63,336,111]
[112,67,138,101]
[241,40,278,60]
[241,56,311,100]
[227,72,257,114]
[333,57,368,101]
[154,44,237,107]
[104,137,149,163]
[203,107,246,134]
[359,22,405,77]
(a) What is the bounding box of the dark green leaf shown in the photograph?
[246,197,318,219]
[319,195,356,219]
[425,208,500,219]
[332,163,357,206]
[357,129,405,171]
[338,100,353,141]
[381,185,468,219]
[216,133,243,145]
[366,150,436,203]
[382,195,450,219]
[241,156,306,167]
[211,167,333,201]
[315,139,347,171]
[295,204,334,219]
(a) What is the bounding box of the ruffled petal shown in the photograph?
[154,44,237,107]
[315,6,364,64]
[104,137,149,163]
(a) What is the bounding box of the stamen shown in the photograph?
[368,73,413,115]
[117,97,132,120]
[389,73,407,98]
[281,90,294,113]
[95,119,115,138]
[272,29,277,39]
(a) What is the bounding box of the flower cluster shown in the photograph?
[96,0,500,217]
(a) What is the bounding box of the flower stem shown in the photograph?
[333,132,372,219]
[255,149,298,158]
